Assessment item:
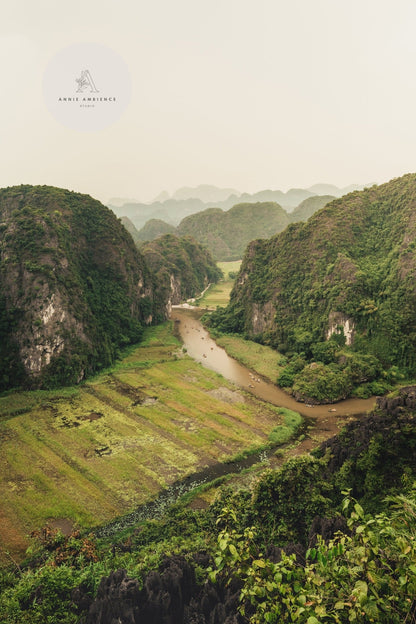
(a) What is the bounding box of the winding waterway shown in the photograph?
[98,307,377,538]
[171,307,376,419]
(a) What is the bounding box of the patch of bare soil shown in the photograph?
[207,387,245,404]
[48,518,75,536]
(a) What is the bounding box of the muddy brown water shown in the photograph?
[171,307,376,418]
[97,308,377,538]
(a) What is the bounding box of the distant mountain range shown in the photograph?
[127,195,335,261]
[108,183,370,230]
[171,184,241,203]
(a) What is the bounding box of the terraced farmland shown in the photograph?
[0,322,293,564]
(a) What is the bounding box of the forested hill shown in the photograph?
[290,194,336,222]
[0,186,162,390]
[141,234,222,311]
[136,197,335,261]
[207,174,416,401]
[176,202,290,261]
[134,218,175,242]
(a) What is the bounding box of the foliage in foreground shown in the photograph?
[3,487,414,624]
[209,489,416,623]
[1,396,416,622]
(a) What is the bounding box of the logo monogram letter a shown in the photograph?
[76,70,99,93]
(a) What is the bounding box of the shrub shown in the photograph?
[292,362,353,403]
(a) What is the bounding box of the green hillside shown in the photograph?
[176,202,290,261]
[0,186,162,390]
[207,174,416,401]
[290,194,335,222]
[135,218,176,242]
[120,216,141,243]
[141,234,222,307]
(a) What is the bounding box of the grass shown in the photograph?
[224,408,302,462]
[268,408,303,444]
[196,260,285,384]
[177,410,303,511]
[0,320,299,565]
[217,260,242,277]
[214,334,285,384]
[197,260,241,308]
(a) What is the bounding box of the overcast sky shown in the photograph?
[1,0,416,203]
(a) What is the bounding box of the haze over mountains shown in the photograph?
[128,196,336,261]
[108,182,369,230]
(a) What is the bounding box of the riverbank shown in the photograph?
[209,332,284,384]
[195,261,242,308]
[172,307,376,419]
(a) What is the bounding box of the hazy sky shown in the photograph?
[1,0,416,203]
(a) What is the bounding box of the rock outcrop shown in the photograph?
[218,173,416,370]
[75,555,242,624]
[0,185,162,389]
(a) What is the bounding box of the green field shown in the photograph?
[196,260,284,383]
[197,260,241,308]
[214,334,284,384]
[0,321,299,564]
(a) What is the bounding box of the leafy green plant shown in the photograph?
[208,488,416,624]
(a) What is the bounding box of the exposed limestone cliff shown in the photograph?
[251,301,275,335]
[0,185,161,389]
[141,234,222,314]
[326,311,355,346]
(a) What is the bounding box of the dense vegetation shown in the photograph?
[207,174,416,401]
[1,388,416,623]
[290,195,335,223]
[0,185,162,390]
[134,218,176,243]
[176,202,290,261]
[141,234,222,308]
[135,197,334,261]
[119,216,141,243]
[0,187,223,391]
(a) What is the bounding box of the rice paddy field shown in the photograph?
[0,321,296,565]
[197,260,242,308]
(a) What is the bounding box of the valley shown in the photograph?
[0,303,376,567]
[0,320,301,565]
[196,261,241,308]
[1,176,416,624]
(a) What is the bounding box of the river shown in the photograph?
[171,307,376,419]
[97,308,377,537]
